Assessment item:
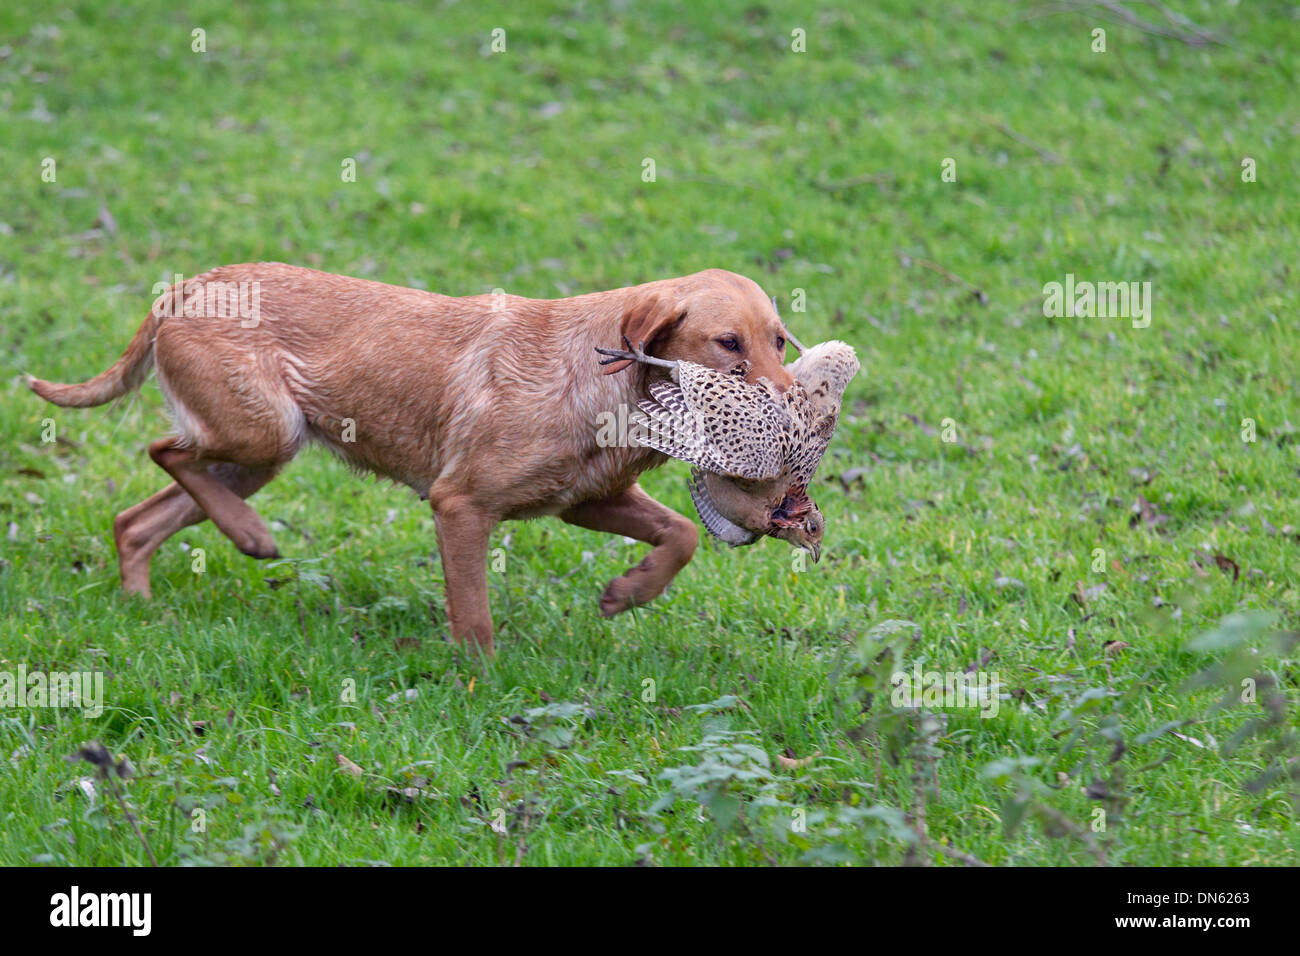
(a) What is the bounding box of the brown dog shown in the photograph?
[28,264,795,654]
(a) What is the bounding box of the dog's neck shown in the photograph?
[559,307,669,488]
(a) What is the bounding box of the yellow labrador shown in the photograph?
[29,264,795,654]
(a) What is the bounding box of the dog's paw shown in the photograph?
[234,534,280,560]
[598,577,638,617]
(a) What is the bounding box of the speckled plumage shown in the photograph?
[633,340,858,490]
[632,340,860,556]
[633,361,789,480]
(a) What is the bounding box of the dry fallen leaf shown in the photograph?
[1212,553,1240,582]
[380,785,438,806]
[1074,581,1107,607]
[903,412,938,437]
[76,777,97,802]
[776,750,822,770]
[1129,495,1170,531]
[335,754,364,778]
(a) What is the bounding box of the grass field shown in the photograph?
[2,0,1298,865]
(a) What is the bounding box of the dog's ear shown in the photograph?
[602,295,689,375]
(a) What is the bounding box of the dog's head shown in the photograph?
[602,270,795,389]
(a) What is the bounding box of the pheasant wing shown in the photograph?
[634,364,786,480]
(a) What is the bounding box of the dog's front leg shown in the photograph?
[431,496,497,655]
[561,483,699,617]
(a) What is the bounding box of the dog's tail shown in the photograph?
[27,306,164,408]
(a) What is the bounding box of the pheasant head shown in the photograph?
[766,488,824,563]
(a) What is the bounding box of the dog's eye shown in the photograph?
[717,336,741,353]
[776,336,786,351]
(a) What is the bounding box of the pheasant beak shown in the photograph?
[770,528,819,563]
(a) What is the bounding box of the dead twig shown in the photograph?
[1028,1,1225,48]
[812,171,894,191]
[987,118,1064,165]
[929,838,992,867]
[902,253,989,304]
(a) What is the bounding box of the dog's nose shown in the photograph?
[767,373,793,393]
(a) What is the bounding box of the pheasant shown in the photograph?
[595,335,859,561]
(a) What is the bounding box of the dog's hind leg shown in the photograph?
[113,463,281,597]
[148,439,283,559]
[114,482,202,597]
[145,330,304,564]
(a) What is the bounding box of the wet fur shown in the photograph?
[28,263,795,654]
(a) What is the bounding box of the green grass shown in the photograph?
[2,0,1298,865]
